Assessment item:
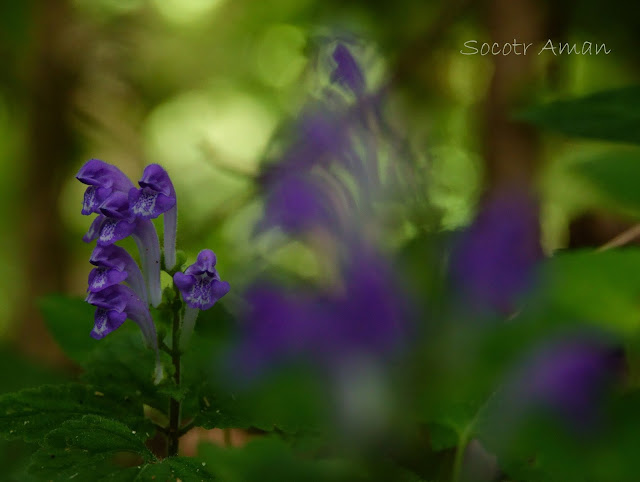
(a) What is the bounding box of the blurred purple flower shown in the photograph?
[174,249,230,348]
[519,337,624,425]
[330,43,365,96]
[232,247,410,379]
[449,189,543,315]
[256,173,347,236]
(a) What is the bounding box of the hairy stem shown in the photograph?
[167,300,182,457]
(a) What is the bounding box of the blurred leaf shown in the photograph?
[518,86,640,144]
[0,384,149,442]
[199,437,354,482]
[38,295,97,363]
[0,346,66,395]
[28,415,154,481]
[533,249,640,335]
[573,149,640,215]
[493,391,640,482]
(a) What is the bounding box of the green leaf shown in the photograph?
[0,384,149,442]
[28,415,154,481]
[38,295,98,363]
[518,86,640,144]
[81,330,170,413]
[572,149,640,215]
[533,249,640,335]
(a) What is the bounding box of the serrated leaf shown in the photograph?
[193,389,256,430]
[133,456,215,481]
[28,416,215,481]
[0,384,148,442]
[518,86,640,144]
[38,295,98,363]
[28,415,154,481]
[572,149,640,215]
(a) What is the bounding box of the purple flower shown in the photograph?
[449,189,543,315]
[89,244,148,303]
[86,284,163,383]
[520,338,624,425]
[76,159,135,215]
[257,173,347,236]
[330,43,365,96]
[174,250,230,310]
[483,334,625,450]
[173,250,230,348]
[129,164,178,269]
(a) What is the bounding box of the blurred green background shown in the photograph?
[0,0,639,382]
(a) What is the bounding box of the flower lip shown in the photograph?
[90,309,127,340]
[82,186,111,216]
[128,187,176,220]
[83,215,106,243]
[87,266,128,293]
[97,218,136,246]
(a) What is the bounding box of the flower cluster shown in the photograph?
[77,159,229,382]
[234,42,414,380]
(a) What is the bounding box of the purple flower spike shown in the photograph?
[331,44,365,96]
[90,245,148,303]
[173,249,230,349]
[76,159,135,215]
[86,284,163,383]
[131,164,178,270]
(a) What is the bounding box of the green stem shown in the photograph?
[451,426,472,482]
[167,301,182,457]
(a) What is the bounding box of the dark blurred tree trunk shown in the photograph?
[16,0,78,365]
[484,0,544,192]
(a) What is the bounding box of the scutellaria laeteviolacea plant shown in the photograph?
[76,160,230,387]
